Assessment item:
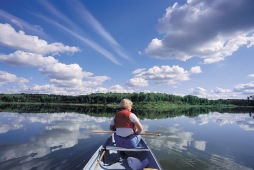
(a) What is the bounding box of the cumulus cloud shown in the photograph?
[15,84,135,96]
[248,74,254,78]
[21,84,67,95]
[189,84,254,99]
[0,23,79,55]
[127,65,201,87]
[233,81,254,95]
[212,87,232,94]
[96,84,134,93]
[0,70,28,86]
[144,0,254,64]
[0,51,110,88]
[190,86,243,99]
[127,77,148,87]
[190,87,207,96]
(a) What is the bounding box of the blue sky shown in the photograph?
[0,0,254,99]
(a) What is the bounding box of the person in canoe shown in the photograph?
[110,98,143,148]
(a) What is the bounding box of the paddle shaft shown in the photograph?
[94,149,105,170]
[91,130,161,136]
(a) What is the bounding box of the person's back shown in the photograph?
[110,99,143,148]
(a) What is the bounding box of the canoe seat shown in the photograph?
[106,146,149,151]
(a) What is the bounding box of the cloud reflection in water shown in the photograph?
[0,112,111,163]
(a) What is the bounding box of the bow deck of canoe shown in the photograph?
[84,135,163,170]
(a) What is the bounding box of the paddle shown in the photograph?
[94,149,105,170]
[91,130,161,136]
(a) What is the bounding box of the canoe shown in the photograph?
[84,134,163,170]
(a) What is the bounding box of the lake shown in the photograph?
[0,106,254,170]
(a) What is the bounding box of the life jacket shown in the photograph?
[114,108,137,132]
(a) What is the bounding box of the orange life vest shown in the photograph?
[114,108,137,132]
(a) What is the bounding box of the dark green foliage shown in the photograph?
[0,92,253,106]
[0,103,253,119]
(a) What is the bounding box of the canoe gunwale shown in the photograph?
[83,136,163,170]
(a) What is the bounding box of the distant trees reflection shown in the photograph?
[0,104,253,119]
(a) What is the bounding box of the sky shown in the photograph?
[0,0,254,99]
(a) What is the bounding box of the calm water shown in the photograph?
[0,110,254,170]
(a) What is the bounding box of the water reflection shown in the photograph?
[210,154,252,170]
[141,113,254,169]
[192,112,254,131]
[147,126,194,152]
[0,111,254,170]
[0,112,111,169]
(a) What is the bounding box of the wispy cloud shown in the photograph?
[0,9,48,38]
[38,0,127,65]
[70,0,132,61]
[50,18,121,65]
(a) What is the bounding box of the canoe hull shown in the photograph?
[84,136,162,170]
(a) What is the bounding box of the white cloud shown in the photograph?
[0,51,110,88]
[233,81,254,95]
[127,77,148,87]
[248,74,254,78]
[16,84,134,96]
[128,65,201,87]
[21,84,65,95]
[189,66,202,74]
[0,51,56,67]
[95,84,134,94]
[190,87,207,96]
[212,87,232,94]
[144,0,254,64]
[83,76,111,86]
[189,87,240,99]
[0,23,79,55]
[0,70,28,86]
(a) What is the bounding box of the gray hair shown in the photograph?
[119,99,133,109]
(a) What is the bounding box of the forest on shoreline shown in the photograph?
[0,92,253,108]
[1,93,254,119]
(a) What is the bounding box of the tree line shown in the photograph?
[0,92,253,106]
[1,103,253,119]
